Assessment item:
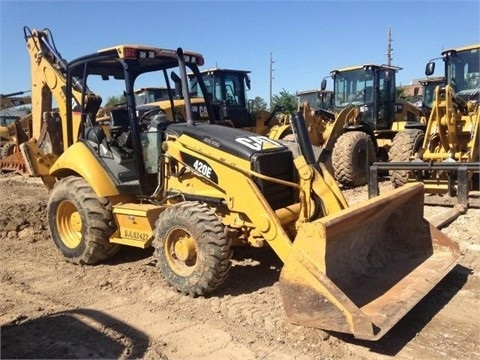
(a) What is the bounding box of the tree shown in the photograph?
[270,89,297,113]
[17,106,31,115]
[250,96,267,112]
[104,95,126,107]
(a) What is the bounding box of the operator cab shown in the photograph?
[328,64,399,131]
[188,68,254,128]
[67,45,214,196]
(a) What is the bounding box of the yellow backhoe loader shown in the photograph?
[370,44,480,210]
[19,26,461,341]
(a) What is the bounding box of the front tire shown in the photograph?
[153,201,232,296]
[47,176,120,264]
[332,131,375,187]
[1,142,16,159]
[389,129,425,187]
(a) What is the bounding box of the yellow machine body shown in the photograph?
[385,44,480,206]
[20,26,461,341]
[417,84,479,192]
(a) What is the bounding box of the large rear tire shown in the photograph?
[153,201,232,296]
[47,176,120,264]
[332,131,375,187]
[389,129,425,188]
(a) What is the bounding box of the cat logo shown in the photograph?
[192,105,208,117]
[235,136,283,151]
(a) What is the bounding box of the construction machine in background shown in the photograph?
[187,67,287,134]
[370,44,480,211]
[413,76,446,123]
[134,87,176,104]
[316,64,424,187]
[120,67,286,136]
[0,90,31,110]
[269,64,423,187]
[19,26,461,341]
[296,88,334,111]
[0,91,32,172]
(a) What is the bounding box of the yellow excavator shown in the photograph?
[19,26,460,341]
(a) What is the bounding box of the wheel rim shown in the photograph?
[56,200,82,249]
[165,229,197,276]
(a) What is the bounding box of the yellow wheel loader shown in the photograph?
[370,44,480,209]
[296,88,334,112]
[413,76,446,124]
[130,67,283,136]
[0,91,32,172]
[269,64,423,188]
[20,26,461,341]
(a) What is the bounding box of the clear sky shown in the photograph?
[1,0,479,104]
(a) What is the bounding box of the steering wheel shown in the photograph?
[226,95,236,105]
[138,107,167,130]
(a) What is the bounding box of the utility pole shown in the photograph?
[386,27,393,66]
[269,52,274,109]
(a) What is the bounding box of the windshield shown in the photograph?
[0,115,19,126]
[297,90,333,111]
[134,88,175,105]
[422,79,445,108]
[333,68,374,107]
[297,91,318,108]
[189,72,247,108]
[446,47,480,97]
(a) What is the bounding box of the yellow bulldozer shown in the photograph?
[370,44,480,210]
[19,26,461,341]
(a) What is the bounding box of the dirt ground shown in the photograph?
[0,173,479,360]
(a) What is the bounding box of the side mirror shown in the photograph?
[245,75,251,90]
[425,62,435,76]
[170,71,183,98]
[247,99,254,112]
[321,78,327,91]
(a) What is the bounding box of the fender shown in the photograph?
[267,124,291,140]
[49,142,119,197]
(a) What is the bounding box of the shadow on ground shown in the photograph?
[1,308,157,359]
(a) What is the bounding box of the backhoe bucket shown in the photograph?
[279,182,461,341]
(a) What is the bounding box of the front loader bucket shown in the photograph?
[279,182,461,341]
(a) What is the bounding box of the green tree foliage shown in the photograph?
[17,106,31,114]
[250,96,267,112]
[271,89,297,113]
[396,86,406,99]
[104,95,126,107]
